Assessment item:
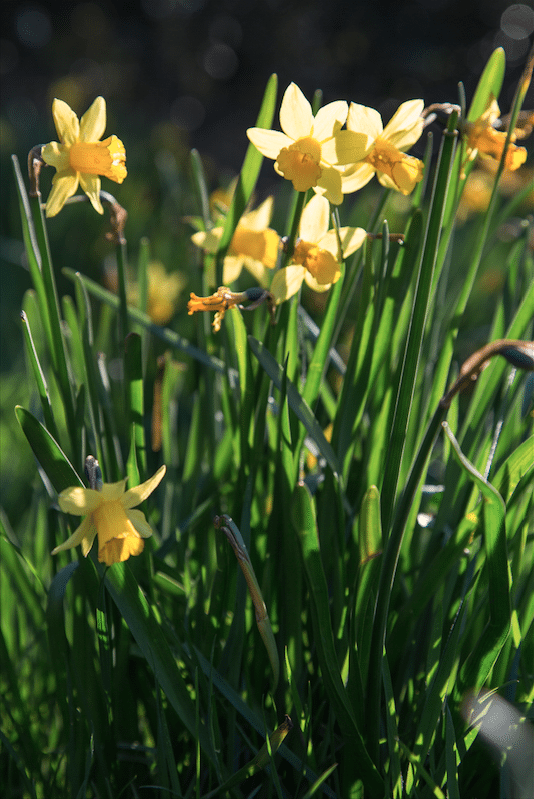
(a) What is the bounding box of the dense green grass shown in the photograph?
[1,48,533,798]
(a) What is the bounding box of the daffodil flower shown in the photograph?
[187,286,275,331]
[53,464,166,566]
[341,99,425,195]
[270,194,366,303]
[41,96,127,217]
[191,197,281,285]
[247,83,370,205]
[462,96,527,174]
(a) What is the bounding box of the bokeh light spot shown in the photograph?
[203,43,238,81]
[170,96,205,131]
[500,4,534,39]
[15,6,52,48]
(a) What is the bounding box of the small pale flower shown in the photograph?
[247,83,370,205]
[270,194,366,303]
[463,96,527,174]
[341,99,425,195]
[42,96,127,217]
[53,465,166,566]
[191,197,280,285]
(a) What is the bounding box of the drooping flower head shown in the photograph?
[187,286,275,331]
[247,83,370,205]
[270,194,366,303]
[341,99,425,196]
[53,459,165,566]
[191,197,280,286]
[462,96,527,174]
[41,96,127,217]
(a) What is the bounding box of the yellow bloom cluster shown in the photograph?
[247,83,426,204]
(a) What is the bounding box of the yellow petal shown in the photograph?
[121,464,166,509]
[45,171,80,217]
[321,129,373,165]
[340,162,375,194]
[279,82,313,140]
[383,99,424,149]
[299,194,330,241]
[98,530,144,565]
[41,141,69,171]
[243,196,274,230]
[347,104,383,139]
[312,100,348,141]
[315,165,344,205]
[79,96,107,142]
[78,173,104,214]
[303,270,333,292]
[127,508,154,538]
[222,255,245,283]
[51,99,80,146]
[51,514,96,555]
[337,226,367,257]
[247,128,292,159]
[270,264,306,303]
[191,227,224,252]
[58,485,101,515]
[99,478,129,501]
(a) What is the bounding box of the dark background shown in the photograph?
[2,0,533,173]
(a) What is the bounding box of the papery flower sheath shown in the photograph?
[247,83,370,205]
[53,464,166,566]
[341,99,425,195]
[270,194,366,303]
[191,197,280,285]
[462,96,527,174]
[42,96,127,217]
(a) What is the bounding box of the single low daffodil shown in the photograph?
[191,197,280,285]
[42,96,127,217]
[462,96,527,174]
[341,99,425,195]
[270,194,366,303]
[53,464,166,566]
[247,82,370,205]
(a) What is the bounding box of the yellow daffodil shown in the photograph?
[462,96,527,174]
[191,197,280,285]
[53,465,166,566]
[187,286,275,331]
[247,83,370,205]
[270,194,366,303]
[341,99,425,195]
[41,96,127,217]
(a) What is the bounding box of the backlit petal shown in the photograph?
[321,129,373,165]
[192,227,224,253]
[98,531,144,565]
[247,128,293,159]
[51,99,80,145]
[315,165,344,205]
[41,141,69,171]
[337,226,367,257]
[79,96,106,142]
[279,83,313,140]
[127,508,154,538]
[270,265,306,303]
[79,173,104,214]
[243,196,274,230]
[51,514,96,555]
[341,162,375,194]
[347,104,383,139]
[45,171,79,217]
[121,464,166,509]
[58,485,101,515]
[313,101,348,141]
[303,271,333,292]
[299,194,330,241]
[383,99,424,149]
[223,255,245,283]
[99,478,129,501]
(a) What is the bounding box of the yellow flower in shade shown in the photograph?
[247,83,370,205]
[463,96,527,174]
[41,96,127,217]
[270,194,366,303]
[191,197,281,285]
[341,100,425,195]
[52,464,166,566]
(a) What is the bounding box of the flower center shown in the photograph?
[231,228,280,268]
[69,135,127,183]
[365,137,423,195]
[276,137,322,192]
[293,240,339,285]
